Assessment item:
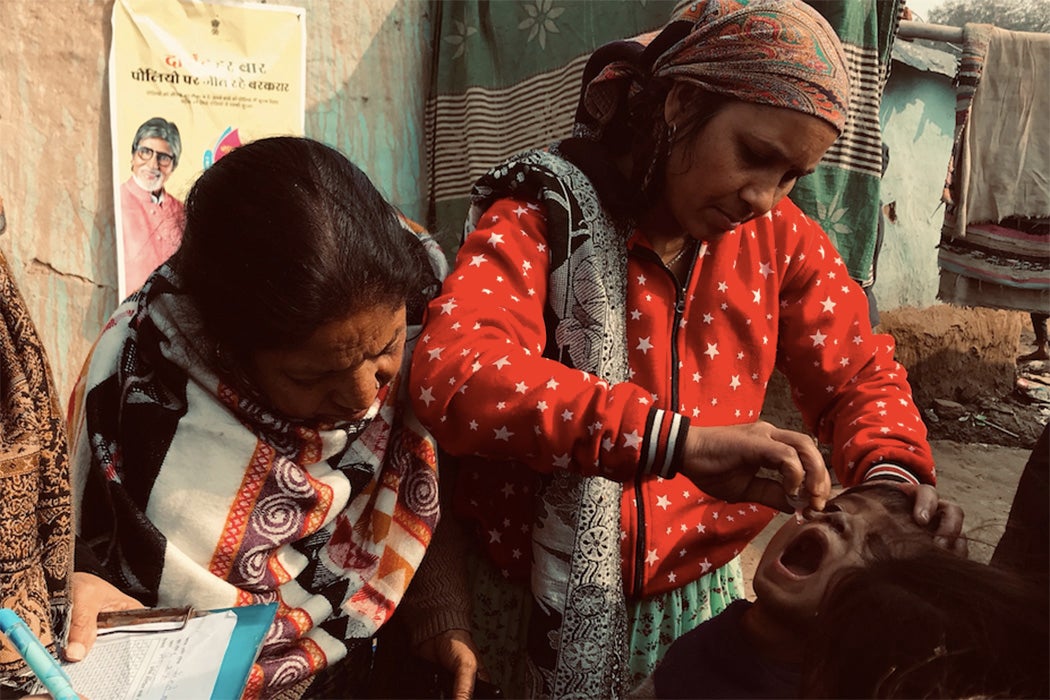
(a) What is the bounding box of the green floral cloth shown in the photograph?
[425,0,676,255]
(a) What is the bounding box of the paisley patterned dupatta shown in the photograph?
[468,148,631,698]
[0,247,72,693]
[69,267,440,697]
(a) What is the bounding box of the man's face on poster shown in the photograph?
[131,137,176,193]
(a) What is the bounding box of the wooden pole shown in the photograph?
[897,19,964,43]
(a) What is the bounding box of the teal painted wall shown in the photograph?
[877,62,957,310]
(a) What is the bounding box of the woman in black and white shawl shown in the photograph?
[66,137,476,698]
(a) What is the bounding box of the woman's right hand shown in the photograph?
[678,422,830,512]
[64,572,144,662]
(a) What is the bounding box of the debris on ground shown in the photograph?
[922,358,1049,449]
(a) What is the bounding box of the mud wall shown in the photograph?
[878,306,1024,406]
[762,306,1026,440]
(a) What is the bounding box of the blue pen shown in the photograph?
[0,608,77,700]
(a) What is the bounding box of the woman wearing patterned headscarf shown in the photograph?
[410,1,965,697]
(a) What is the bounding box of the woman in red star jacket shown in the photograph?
[410,1,965,697]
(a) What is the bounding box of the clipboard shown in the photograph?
[47,602,277,700]
[208,604,277,699]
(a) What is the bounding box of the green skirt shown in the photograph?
[468,553,745,697]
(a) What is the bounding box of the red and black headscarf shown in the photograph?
[575,0,850,140]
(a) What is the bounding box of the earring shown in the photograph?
[668,122,678,144]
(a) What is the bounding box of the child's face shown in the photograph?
[753,487,929,624]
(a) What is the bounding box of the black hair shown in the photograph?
[836,481,917,518]
[567,22,730,224]
[171,136,437,358]
[801,546,1049,698]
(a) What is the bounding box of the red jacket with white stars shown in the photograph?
[410,195,934,599]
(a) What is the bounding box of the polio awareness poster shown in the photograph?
[109,0,306,301]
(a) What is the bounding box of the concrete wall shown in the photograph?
[0,0,431,402]
[875,61,957,310]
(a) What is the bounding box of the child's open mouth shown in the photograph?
[780,527,828,576]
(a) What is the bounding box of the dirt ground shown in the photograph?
[742,304,1048,597]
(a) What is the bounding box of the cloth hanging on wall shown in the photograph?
[786,0,904,286]
[424,0,676,256]
[937,25,1050,313]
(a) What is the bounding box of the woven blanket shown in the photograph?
[69,266,440,698]
[938,218,1050,312]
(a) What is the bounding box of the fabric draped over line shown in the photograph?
[68,266,440,698]
[0,239,73,694]
[426,0,904,287]
[937,24,1050,313]
[783,0,903,287]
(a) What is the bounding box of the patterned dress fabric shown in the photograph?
[0,248,72,694]
[69,266,440,698]
[462,150,634,698]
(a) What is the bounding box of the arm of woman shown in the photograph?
[399,515,481,700]
[411,198,831,512]
[775,203,934,481]
[679,421,830,512]
[410,198,672,483]
[772,202,964,545]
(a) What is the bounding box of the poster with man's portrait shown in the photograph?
[109,0,305,301]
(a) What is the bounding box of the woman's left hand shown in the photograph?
[416,628,481,700]
[898,482,967,556]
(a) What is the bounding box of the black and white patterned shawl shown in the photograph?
[68,266,441,697]
[467,148,631,699]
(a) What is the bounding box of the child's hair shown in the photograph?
[834,481,943,560]
[800,546,1049,698]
